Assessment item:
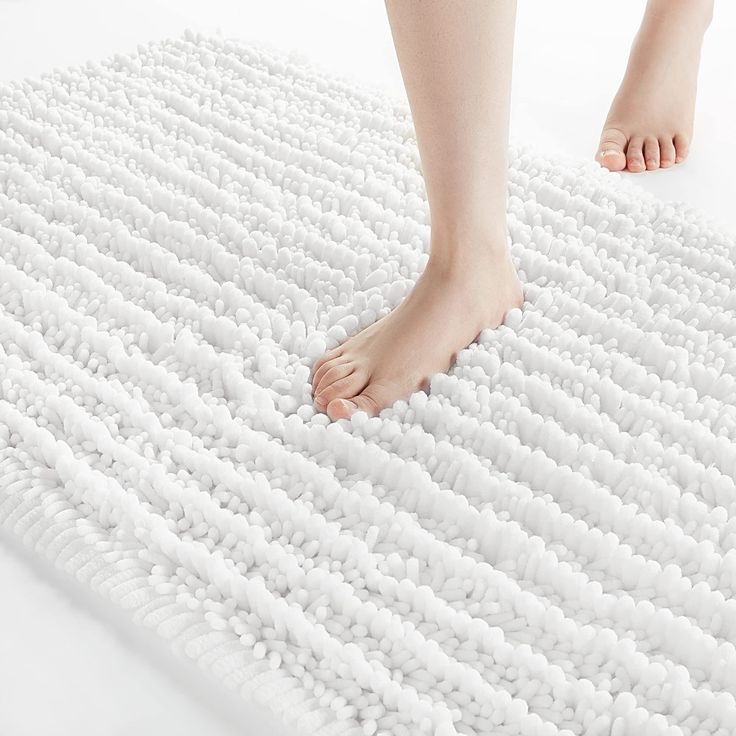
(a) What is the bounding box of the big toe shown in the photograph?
[326,380,395,420]
[326,397,361,421]
[326,374,429,420]
[327,386,386,419]
[597,128,627,171]
[314,367,368,412]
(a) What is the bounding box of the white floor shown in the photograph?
[1,2,735,735]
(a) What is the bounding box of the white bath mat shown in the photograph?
[1,28,735,736]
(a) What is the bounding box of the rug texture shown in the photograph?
[2,28,736,736]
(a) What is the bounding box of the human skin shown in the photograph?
[311,0,714,419]
[597,0,714,172]
[311,0,524,420]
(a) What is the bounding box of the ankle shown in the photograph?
[428,224,510,271]
[425,243,514,283]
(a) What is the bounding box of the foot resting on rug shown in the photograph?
[596,0,713,173]
[311,241,524,420]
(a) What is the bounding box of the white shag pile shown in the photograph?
[2,28,736,736]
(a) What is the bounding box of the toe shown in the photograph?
[312,362,355,405]
[326,381,394,420]
[643,137,660,170]
[312,354,349,392]
[325,397,362,421]
[659,137,676,168]
[596,127,627,171]
[626,137,646,173]
[673,133,690,163]
[310,346,343,382]
[315,369,369,411]
[326,371,430,419]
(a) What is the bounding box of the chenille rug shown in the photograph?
[1,28,735,736]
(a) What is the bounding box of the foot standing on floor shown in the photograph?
[312,0,714,420]
[312,0,523,420]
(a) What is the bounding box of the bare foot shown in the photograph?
[310,243,524,420]
[596,0,713,173]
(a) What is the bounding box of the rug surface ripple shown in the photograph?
[1,28,735,736]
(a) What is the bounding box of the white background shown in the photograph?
[1,2,735,735]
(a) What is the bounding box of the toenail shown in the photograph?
[600,149,620,158]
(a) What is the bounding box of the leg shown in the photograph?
[596,0,714,173]
[311,0,523,419]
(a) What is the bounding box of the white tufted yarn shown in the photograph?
[2,27,736,736]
